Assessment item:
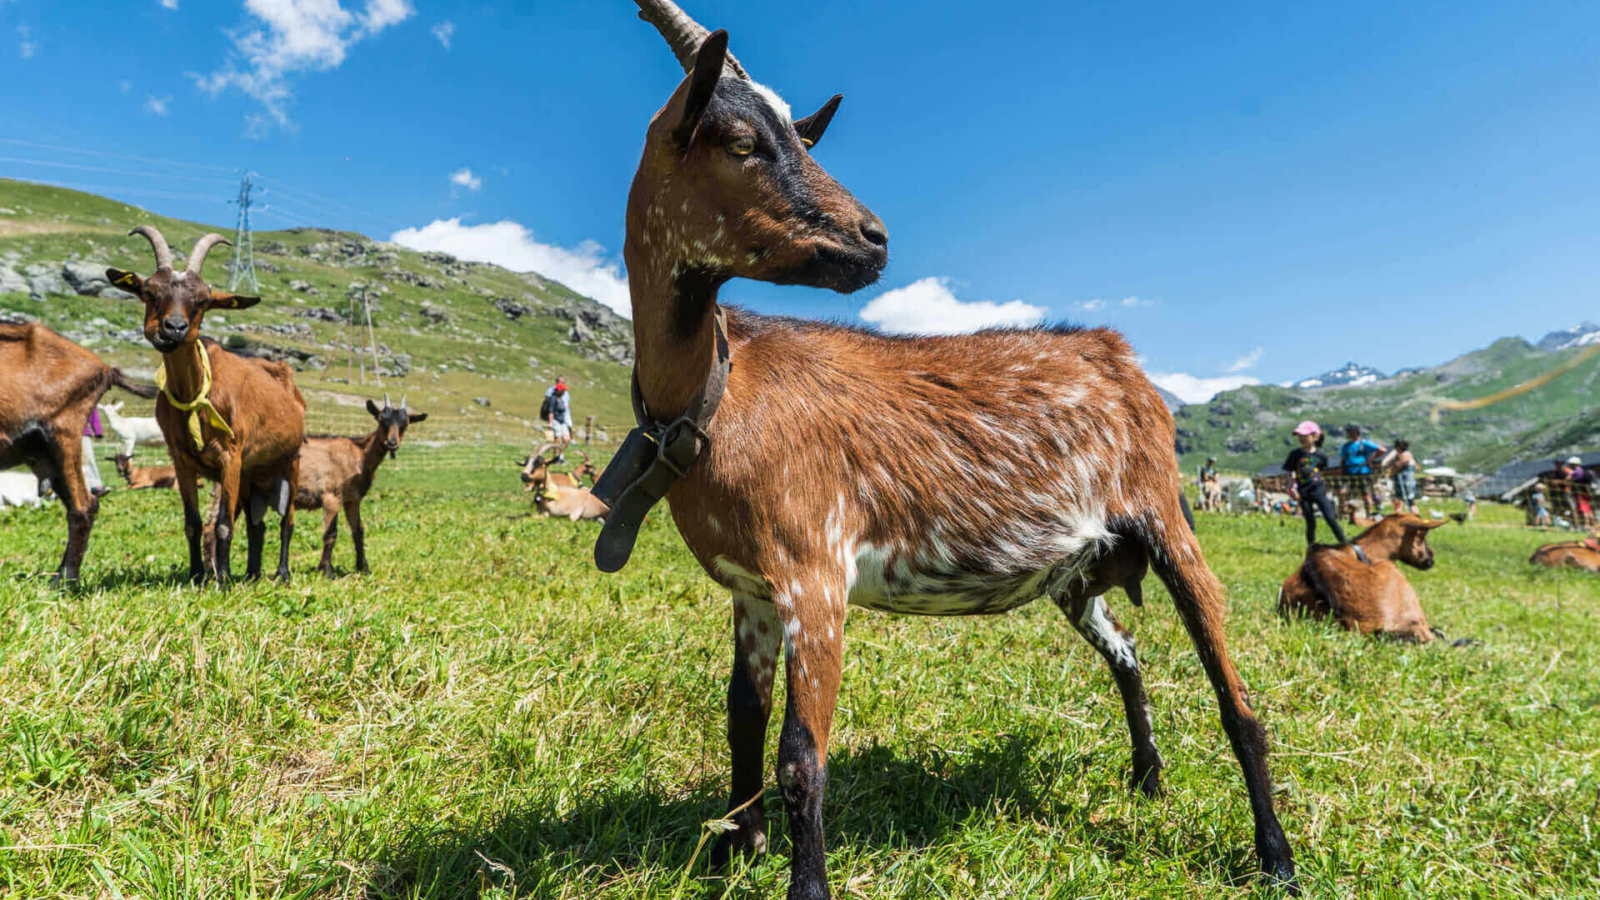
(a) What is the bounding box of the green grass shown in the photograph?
[1,453,1598,899]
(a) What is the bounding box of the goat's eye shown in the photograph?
[729,136,756,156]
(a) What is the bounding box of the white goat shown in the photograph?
[99,401,164,457]
[0,470,43,509]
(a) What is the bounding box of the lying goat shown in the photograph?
[522,448,609,521]
[519,443,598,491]
[0,469,43,508]
[109,226,306,584]
[294,395,425,576]
[1,323,159,581]
[1529,539,1600,572]
[1278,513,1449,642]
[112,454,176,490]
[99,401,163,458]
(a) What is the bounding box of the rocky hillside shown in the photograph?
[0,179,635,441]
[1175,336,1600,474]
[1291,361,1386,389]
[1539,321,1600,352]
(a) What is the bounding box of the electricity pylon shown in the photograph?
[227,171,259,293]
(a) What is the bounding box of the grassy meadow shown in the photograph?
[1,452,1598,899]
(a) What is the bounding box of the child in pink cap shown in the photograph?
[1283,420,1361,555]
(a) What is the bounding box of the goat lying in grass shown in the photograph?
[521,448,608,521]
[99,401,163,458]
[112,454,176,490]
[1278,513,1449,642]
[519,444,598,491]
[1529,539,1600,572]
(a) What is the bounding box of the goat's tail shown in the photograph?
[110,368,159,399]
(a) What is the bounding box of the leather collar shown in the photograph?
[592,307,731,573]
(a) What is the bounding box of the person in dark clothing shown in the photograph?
[1284,420,1365,560]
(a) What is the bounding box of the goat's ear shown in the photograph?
[205,290,260,310]
[794,94,843,149]
[106,269,143,296]
[1424,518,1449,529]
[407,411,428,424]
[365,399,381,418]
[672,29,728,150]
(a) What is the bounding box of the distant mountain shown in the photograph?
[1175,336,1599,474]
[1538,321,1600,352]
[1153,384,1183,412]
[1291,361,1387,389]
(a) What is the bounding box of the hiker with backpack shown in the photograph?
[541,378,575,460]
[1284,420,1367,561]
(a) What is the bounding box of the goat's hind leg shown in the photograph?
[1055,588,1164,796]
[244,487,268,581]
[273,467,295,584]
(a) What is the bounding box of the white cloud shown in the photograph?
[448,167,481,191]
[17,24,38,59]
[160,0,179,9]
[391,218,631,318]
[859,277,1046,335]
[145,94,174,116]
[193,0,416,133]
[1226,345,1264,372]
[1146,372,1261,405]
[1076,298,1106,313]
[1119,295,1154,308]
[430,20,454,50]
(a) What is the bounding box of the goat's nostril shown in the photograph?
[859,217,888,248]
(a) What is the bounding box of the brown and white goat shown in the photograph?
[1278,514,1449,642]
[1529,539,1600,572]
[112,453,177,490]
[522,447,609,521]
[605,5,1298,896]
[294,395,425,576]
[519,444,598,491]
[0,323,158,582]
[108,227,306,584]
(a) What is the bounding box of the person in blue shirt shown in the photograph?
[1339,424,1386,520]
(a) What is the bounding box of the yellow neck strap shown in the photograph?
[157,345,234,451]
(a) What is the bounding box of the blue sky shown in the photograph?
[2,1,1597,402]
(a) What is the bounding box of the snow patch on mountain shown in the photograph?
[1538,321,1600,352]
[1292,362,1387,389]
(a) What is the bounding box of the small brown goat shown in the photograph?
[295,395,426,576]
[519,444,598,491]
[600,4,1298,895]
[1529,539,1600,572]
[1278,513,1449,641]
[109,226,306,584]
[112,453,177,490]
[521,447,609,521]
[0,323,158,582]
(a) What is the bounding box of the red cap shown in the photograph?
[555,379,567,390]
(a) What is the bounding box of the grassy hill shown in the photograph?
[0,179,635,443]
[1175,337,1600,474]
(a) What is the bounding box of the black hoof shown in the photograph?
[708,824,767,870]
[1262,855,1299,895]
[1130,762,1164,798]
[274,569,292,585]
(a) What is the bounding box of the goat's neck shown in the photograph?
[356,429,389,480]
[624,247,725,420]
[1353,523,1401,562]
[160,343,208,405]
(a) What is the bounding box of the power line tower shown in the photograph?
[227,171,259,293]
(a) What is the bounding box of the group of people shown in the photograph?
[1527,456,1596,529]
[1280,422,1427,551]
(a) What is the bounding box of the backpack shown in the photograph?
[539,394,552,422]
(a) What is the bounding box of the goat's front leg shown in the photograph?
[211,457,241,587]
[318,498,339,577]
[274,463,296,584]
[1057,590,1163,796]
[774,572,847,900]
[710,592,781,869]
[344,498,367,574]
[175,464,206,584]
[244,487,267,582]
[48,431,96,586]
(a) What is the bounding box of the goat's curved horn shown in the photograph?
[399,394,407,410]
[533,442,559,460]
[633,0,748,79]
[128,225,174,271]
[186,233,232,278]
[385,392,392,409]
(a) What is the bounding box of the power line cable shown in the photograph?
[0,155,237,185]
[0,176,225,205]
[0,138,238,173]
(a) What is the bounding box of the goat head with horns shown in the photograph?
[107,226,257,353]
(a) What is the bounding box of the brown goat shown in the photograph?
[0,323,158,582]
[601,5,1297,895]
[1529,539,1600,572]
[1278,514,1449,642]
[294,395,426,576]
[108,226,306,584]
[112,453,176,490]
[522,447,609,521]
[519,444,597,491]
